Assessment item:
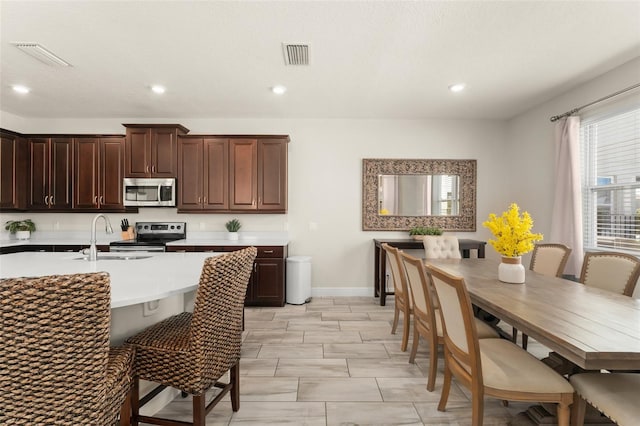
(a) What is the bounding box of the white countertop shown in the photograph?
[0,231,289,248]
[0,231,121,248]
[0,252,216,308]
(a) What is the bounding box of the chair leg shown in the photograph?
[471,388,484,426]
[557,401,571,426]
[400,309,410,352]
[409,319,420,363]
[193,393,206,426]
[426,332,438,392]
[231,361,240,412]
[130,376,140,426]
[391,306,399,334]
[119,387,132,426]
[437,362,451,412]
[522,333,529,350]
[571,393,586,426]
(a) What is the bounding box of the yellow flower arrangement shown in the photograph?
[482,203,543,257]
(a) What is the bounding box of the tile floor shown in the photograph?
[147,296,554,425]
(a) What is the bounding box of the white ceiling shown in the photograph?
[1,1,639,121]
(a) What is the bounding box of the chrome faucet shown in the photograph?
[88,213,114,261]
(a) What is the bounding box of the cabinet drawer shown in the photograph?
[257,246,284,258]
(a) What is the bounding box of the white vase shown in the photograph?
[227,232,239,241]
[15,230,31,240]
[498,256,525,284]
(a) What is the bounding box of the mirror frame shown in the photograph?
[362,158,477,231]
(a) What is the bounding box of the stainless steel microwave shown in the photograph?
[123,178,176,207]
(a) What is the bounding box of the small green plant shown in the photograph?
[5,219,36,234]
[225,219,241,232]
[409,226,443,236]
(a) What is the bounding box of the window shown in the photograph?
[581,105,640,254]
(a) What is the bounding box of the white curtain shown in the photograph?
[550,116,584,277]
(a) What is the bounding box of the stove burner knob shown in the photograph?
[170,225,175,229]
[177,225,181,229]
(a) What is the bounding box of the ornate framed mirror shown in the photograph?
[362,158,477,231]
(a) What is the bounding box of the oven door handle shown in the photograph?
[157,185,162,202]
[110,246,166,253]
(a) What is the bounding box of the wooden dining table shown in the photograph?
[425,258,640,371]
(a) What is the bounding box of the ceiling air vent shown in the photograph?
[282,43,310,66]
[12,42,71,67]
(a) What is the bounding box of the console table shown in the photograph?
[373,238,486,306]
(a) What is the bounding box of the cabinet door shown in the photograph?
[151,128,177,177]
[177,138,203,209]
[100,137,125,209]
[253,258,285,307]
[49,138,73,209]
[28,138,50,209]
[258,139,287,212]
[0,135,19,209]
[203,138,228,210]
[229,139,257,210]
[126,127,151,177]
[74,138,99,209]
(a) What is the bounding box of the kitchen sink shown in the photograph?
[74,255,152,261]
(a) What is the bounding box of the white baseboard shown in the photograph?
[311,287,374,297]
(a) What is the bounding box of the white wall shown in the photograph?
[1,117,508,292]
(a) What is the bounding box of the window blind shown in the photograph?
[580,106,640,253]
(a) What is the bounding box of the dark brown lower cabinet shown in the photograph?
[167,244,287,306]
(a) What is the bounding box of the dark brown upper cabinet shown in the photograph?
[74,137,125,210]
[0,131,27,210]
[28,137,73,210]
[229,138,258,210]
[177,137,229,211]
[124,124,189,178]
[178,135,288,213]
[257,138,288,212]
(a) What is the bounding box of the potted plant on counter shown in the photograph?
[225,219,241,241]
[5,219,36,240]
[408,226,443,240]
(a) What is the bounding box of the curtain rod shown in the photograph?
[549,82,640,122]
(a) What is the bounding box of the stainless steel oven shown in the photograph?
[110,222,186,252]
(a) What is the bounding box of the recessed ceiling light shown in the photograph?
[151,85,166,94]
[12,85,30,94]
[271,85,287,95]
[448,83,466,93]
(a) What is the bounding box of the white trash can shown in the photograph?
[286,256,312,305]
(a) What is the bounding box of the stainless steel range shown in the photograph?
[110,222,186,253]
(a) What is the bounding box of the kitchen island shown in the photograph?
[0,251,217,308]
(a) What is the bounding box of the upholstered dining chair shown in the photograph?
[579,251,640,296]
[0,272,134,425]
[126,246,257,426]
[381,243,412,352]
[424,264,574,426]
[423,235,462,260]
[570,372,640,426]
[400,252,498,391]
[513,243,572,349]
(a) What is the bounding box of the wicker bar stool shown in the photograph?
[0,272,135,425]
[126,246,257,426]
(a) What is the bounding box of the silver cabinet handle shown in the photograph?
[197,196,201,204]
[99,196,104,204]
[263,250,274,254]
[152,165,156,173]
[44,195,49,205]
[94,196,98,204]
[49,196,54,205]
[146,165,150,173]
